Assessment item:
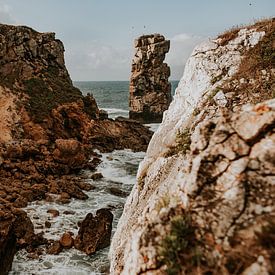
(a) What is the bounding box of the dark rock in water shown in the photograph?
[107,187,129,198]
[0,216,17,275]
[47,241,63,255]
[0,206,46,274]
[89,119,153,152]
[74,209,113,255]
[99,109,108,119]
[45,221,51,228]
[129,33,172,123]
[47,209,60,217]
[91,172,103,180]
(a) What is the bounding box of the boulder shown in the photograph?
[59,232,74,249]
[74,209,113,255]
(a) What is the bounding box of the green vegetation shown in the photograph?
[24,76,82,123]
[192,107,200,117]
[165,128,191,157]
[157,214,201,275]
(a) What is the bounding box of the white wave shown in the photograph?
[103,108,128,114]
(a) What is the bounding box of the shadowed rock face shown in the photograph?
[74,209,113,255]
[129,34,172,123]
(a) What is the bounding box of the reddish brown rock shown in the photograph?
[47,209,59,217]
[47,241,63,255]
[74,209,113,255]
[59,232,74,249]
[129,34,172,123]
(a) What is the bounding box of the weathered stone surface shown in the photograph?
[75,209,113,255]
[110,20,275,275]
[129,34,172,123]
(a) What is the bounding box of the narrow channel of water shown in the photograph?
[10,149,145,275]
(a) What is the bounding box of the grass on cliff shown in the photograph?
[165,128,191,157]
[157,214,202,275]
[221,18,275,107]
[24,76,82,123]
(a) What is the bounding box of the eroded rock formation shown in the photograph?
[129,34,171,123]
[75,209,113,255]
[110,19,275,274]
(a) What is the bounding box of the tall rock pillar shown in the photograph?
[129,34,172,123]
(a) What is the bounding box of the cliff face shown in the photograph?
[129,34,171,123]
[0,24,99,143]
[110,19,275,274]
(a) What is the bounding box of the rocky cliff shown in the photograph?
[110,19,275,274]
[0,24,152,274]
[129,34,171,123]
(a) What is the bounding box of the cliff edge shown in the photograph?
[110,19,275,274]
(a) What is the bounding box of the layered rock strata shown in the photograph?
[110,19,275,274]
[129,34,172,123]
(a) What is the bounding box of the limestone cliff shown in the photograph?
[129,34,171,123]
[110,19,275,274]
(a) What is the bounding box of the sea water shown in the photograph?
[10,81,179,274]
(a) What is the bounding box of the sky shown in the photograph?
[0,0,274,81]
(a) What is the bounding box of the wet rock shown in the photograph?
[107,187,129,198]
[74,209,113,255]
[129,34,171,123]
[59,232,74,249]
[47,241,63,255]
[91,172,103,180]
[47,209,59,217]
[63,210,75,215]
[45,221,51,228]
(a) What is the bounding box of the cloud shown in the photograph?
[0,2,16,24]
[166,33,205,80]
[65,33,205,81]
[65,41,132,81]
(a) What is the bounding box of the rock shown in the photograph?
[59,232,74,249]
[107,187,128,198]
[91,172,103,180]
[110,20,275,275]
[89,118,153,152]
[129,34,172,123]
[63,210,75,215]
[47,241,63,255]
[74,209,113,255]
[47,209,59,217]
[45,221,51,228]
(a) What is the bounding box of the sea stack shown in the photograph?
[129,34,172,123]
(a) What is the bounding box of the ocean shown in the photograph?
[74,80,179,118]
[10,80,179,275]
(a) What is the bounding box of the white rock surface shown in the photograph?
[110,28,266,275]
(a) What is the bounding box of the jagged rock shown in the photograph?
[110,19,275,275]
[129,34,172,123]
[74,209,113,255]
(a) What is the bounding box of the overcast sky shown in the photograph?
[0,0,274,81]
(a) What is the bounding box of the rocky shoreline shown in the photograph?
[0,23,152,274]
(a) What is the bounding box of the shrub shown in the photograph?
[157,214,201,275]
